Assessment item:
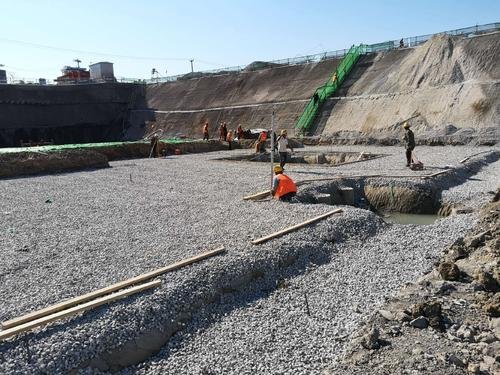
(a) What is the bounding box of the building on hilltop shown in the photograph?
[55,66,90,84]
[0,69,7,84]
[90,62,116,83]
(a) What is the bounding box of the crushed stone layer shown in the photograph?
[0,145,498,374]
[125,214,475,375]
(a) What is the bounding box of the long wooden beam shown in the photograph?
[421,169,452,179]
[243,190,271,200]
[0,280,161,341]
[252,209,343,245]
[2,246,225,330]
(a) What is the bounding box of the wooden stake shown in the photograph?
[0,280,161,341]
[2,246,225,330]
[252,209,343,245]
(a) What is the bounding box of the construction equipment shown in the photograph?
[410,151,424,170]
[295,44,366,135]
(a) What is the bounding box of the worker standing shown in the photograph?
[202,121,209,141]
[237,124,244,140]
[271,165,297,201]
[226,129,234,150]
[222,122,228,142]
[276,130,293,168]
[403,122,415,167]
[219,123,225,141]
[255,130,268,153]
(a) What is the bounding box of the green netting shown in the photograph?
[295,44,366,135]
[0,138,193,154]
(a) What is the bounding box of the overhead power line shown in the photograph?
[0,37,223,66]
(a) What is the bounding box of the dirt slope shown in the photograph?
[143,59,340,137]
[319,32,500,142]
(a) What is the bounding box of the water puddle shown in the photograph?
[380,212,439,225]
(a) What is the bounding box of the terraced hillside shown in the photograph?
[143,59,340,137]
[317,32,500,144]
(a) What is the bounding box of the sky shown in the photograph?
[0,0,498,82]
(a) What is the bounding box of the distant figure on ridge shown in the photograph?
[403,122,415,167]
[203,121,209,141]
[399,38,405,48]
[271,165,297,202]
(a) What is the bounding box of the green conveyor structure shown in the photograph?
[295,44,366,135]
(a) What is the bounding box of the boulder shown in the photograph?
[438,262,461,281]
[360,327,380,350]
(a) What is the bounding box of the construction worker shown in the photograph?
[150,135,160,158]
[237,124,244,140]
[276,130,293,168]
[222,122,228,141]
[271,165,297,201]
[202,121,209,141]
[226,129,234,150]
[255,130,267,153]
[219,123,225,141]
[403,122,415,167]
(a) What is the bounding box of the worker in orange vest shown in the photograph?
[271,165,297,201]
[255,130,268,153]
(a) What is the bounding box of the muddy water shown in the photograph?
[381,213,440,225]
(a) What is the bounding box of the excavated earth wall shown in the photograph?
[0,83,146,147]
[142,59,340,138]
[318,32,500,145]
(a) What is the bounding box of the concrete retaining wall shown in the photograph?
[0,83,147,147]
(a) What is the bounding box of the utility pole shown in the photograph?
[73,59,81,68]
[189,59,194,73]
[270,107,276,192]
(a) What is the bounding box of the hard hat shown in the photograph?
[274,165,283,173]
[403,122,410,129]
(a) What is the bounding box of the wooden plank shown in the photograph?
[0,280,161,341]
[421,169,452,179]
[296,175,382,186]
[252,209,343,245]
[243,190,271,200]
[2,246,225,329]
[460,151,492,164]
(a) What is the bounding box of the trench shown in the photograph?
[217,150,384,166]
[66,151,498,373]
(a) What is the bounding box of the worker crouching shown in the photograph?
[271,165,297,201]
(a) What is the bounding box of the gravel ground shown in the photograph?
[126,213,475,375]
[0,145,498,374]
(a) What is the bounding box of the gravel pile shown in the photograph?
[126,212,475,375]
[0,145,497,374]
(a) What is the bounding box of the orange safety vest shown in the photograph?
[275,174,297,199]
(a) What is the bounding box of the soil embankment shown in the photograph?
[142,59,340,138]
[318,32,500,145]
[0,150,109,178]
[327,192,500,375]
